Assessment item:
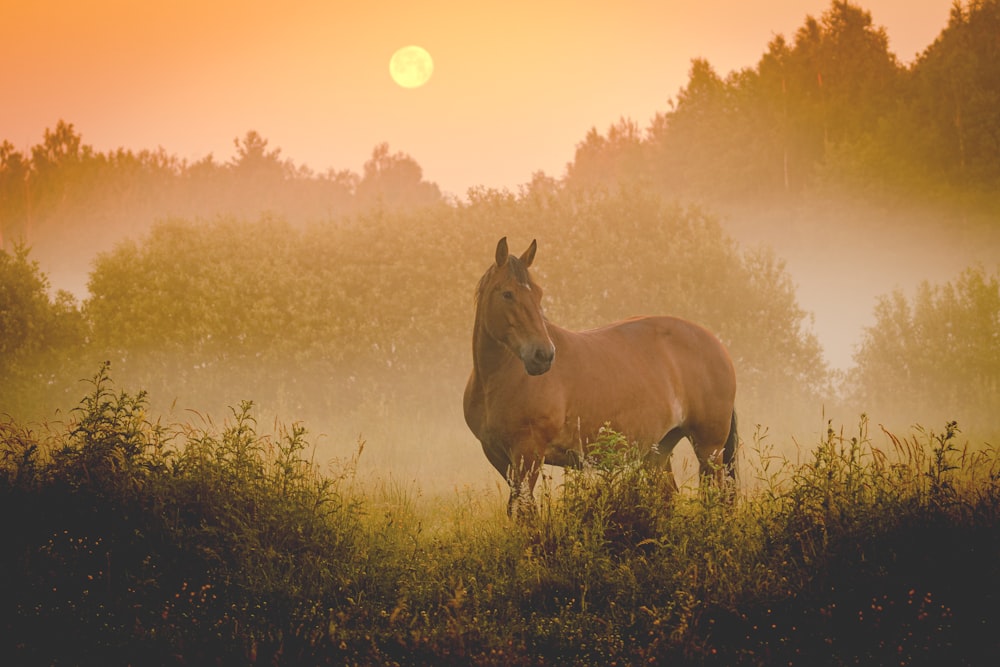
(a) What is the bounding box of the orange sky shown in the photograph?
[3,0,952,196]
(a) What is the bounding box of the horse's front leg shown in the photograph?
[506,454,541,519]
[648,428,685,493]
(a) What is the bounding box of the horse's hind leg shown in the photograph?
[722,411,738,481]
[692,411,738,487]
[692,443,724,483]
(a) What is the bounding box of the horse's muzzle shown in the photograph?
[523,344,555,376]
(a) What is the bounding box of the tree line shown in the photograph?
[3,187,998,443]
[3,1,999,264]
[0,126,442,261]
[566,0,1000,208]
[0,188,829,435]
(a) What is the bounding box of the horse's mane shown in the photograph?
[474,256,533,309]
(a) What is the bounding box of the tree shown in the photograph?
[0,142,29,247]
[355,143,441,209]
[646,58,731,198]
[777,2,901,188]
[908,0,1000,185]
[0,245,84,416]
[0,245,52,372]
[564,118,647,191]
[24,120,101,236]
[230,130,288,181]
[850,266,1000,432]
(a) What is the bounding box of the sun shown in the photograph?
[389,45,434,89]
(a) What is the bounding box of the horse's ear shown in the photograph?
[520,239,537,268]
[495,237,509,267]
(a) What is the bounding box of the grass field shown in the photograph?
[2,367,998,665]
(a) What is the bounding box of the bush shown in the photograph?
[0,244,85,418]
[849,266,1000,436]
[0,365,365,664]
[3,372,998,665]
[70,188,827,439]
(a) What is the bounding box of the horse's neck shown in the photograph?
[472,320,501,378]
[472,310,515,381]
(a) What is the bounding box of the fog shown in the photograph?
[5,184,997,495]
[30,195,996,374]
[722,201,999,371]
[4,0,1000,493]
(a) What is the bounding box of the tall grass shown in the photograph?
[2,368,998,665]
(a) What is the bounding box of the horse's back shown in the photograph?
[638,315,735,410]
[575,315,732,383]
[641,316,736,446]
[551,315,734,442]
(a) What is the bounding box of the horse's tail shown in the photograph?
[723,410,738,481]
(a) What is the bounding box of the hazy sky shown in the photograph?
[4,0,953,197]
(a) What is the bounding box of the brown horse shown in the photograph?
[464,237,738,516]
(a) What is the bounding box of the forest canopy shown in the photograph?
[566,0,1000,205]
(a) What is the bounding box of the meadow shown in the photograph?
[3,183,999,664]
[2,364,998,665]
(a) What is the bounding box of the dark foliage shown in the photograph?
[2,372,998,665]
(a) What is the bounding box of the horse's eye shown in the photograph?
[502,290,514,301]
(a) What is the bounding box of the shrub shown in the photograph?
[849,266,1000,436]
[2,371,997,664]
[0,365,365,664]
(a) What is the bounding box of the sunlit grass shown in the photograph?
[2,367,998,665]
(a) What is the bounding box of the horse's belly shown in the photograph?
[568,385,679,446]
[541,445,581,467]
[542,413,661,467]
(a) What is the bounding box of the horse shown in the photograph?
[463,237,738,517]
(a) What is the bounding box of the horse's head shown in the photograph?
[476,237,555,376]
